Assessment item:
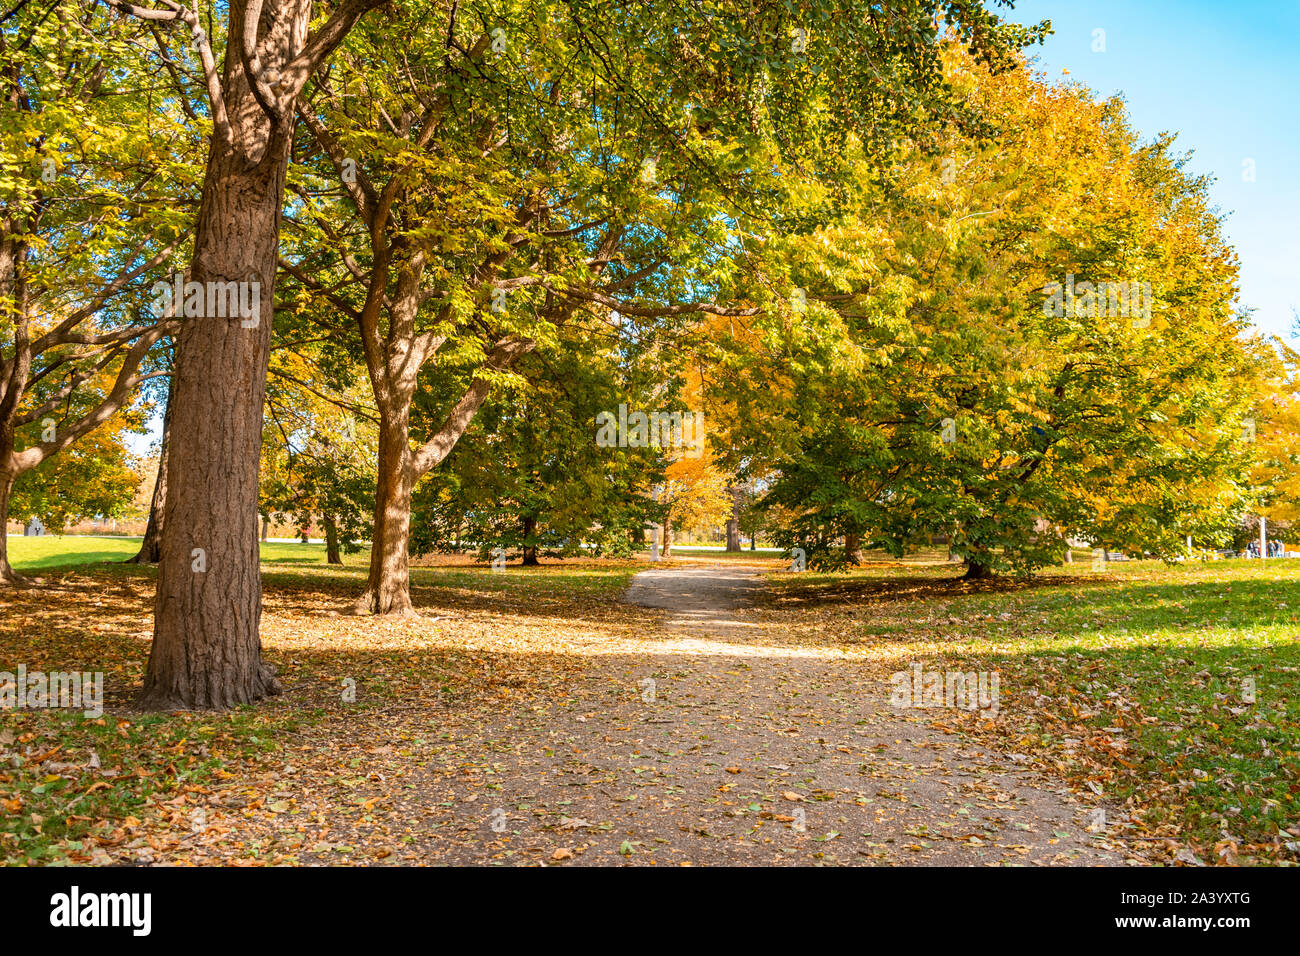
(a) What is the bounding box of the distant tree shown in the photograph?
[261,348,376,565]
[10,404,146,534]
[716,47,1262,575]
[411,337,665,565]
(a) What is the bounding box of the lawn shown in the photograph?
[755,558,1300,864]
[7,535,331,572]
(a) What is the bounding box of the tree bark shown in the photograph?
[963,558,996,580]
[142,0,317,710]
[521,515,539,566]
[356,413,416,615]
[127,386,172,565]
[845,530,864,565]
[725,488,741,552]
[324,513,341,564]
[261,515,270,542]
[662,515,673,558]
[0,462,26,586]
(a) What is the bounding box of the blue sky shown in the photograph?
[1007,0,1300,340]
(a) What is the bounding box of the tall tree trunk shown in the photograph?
[662,515,673,558]
[142,0,315,710]
[354,334,532,614]
[356,415,415,615]
[261,515,270,542]
[845,530,864,565]
[0,461,25,586]
[521,515,539,566]
[750,532,756,551]
[127,386,172,565]
[324,514,341,564]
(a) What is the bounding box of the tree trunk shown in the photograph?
[127,386,172,565]
[353,334,533,612]
[845,530,864,565]
[964,557,996,580]
[521,515,539,566]
[724,488,741,552]
[261,515,270,542]
[630,525,645,546]
[142,0,314,710]
[0,464,26,586]
[356,416,416,615]
[324,514,342,564]
[750,532,756,551]
[662,516,673,558]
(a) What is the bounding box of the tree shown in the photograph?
[107,0,385,708]
[10,404,147,534]
[411,331,665,564]
[126,375,173,564]
[658,452,731,557]
[286,0,1034,613]
[260,345,375,566]
[1,2,190,583]
[1247,339,1300,526]
[715,46,1262,576]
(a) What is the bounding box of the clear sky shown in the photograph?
[1007,0,1300,340]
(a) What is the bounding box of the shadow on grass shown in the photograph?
[757,568,1089,609]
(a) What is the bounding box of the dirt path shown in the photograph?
[362,561,1132,866]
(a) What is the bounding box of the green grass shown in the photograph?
[7,535,145,570]
[6,535,330,572]
[669,545,788,561]
[949,562,1298,859]
[7,535,645,606]
[767,558,1300,861]
[1,709,286,865]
